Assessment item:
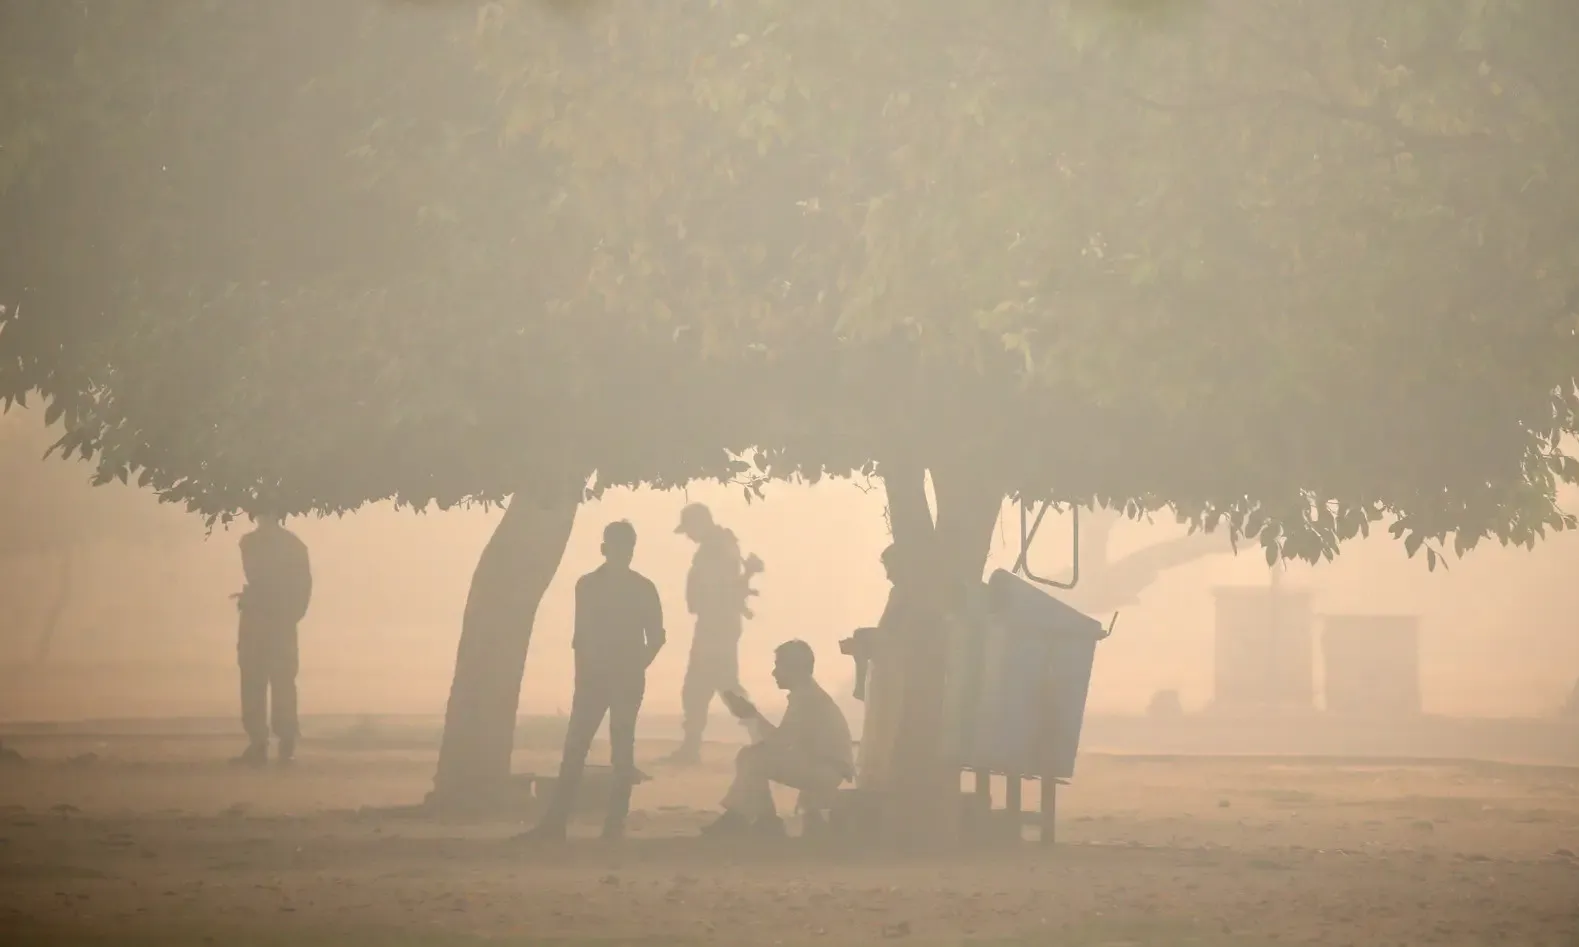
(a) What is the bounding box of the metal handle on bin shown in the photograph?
[1014,500,1079,590]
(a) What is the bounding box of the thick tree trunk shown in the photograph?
[33,548,74,664]
[427,484,580,811]
[878,459,1001,849]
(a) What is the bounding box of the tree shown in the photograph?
[1054,508,1233,617]
[4,0,1578,829]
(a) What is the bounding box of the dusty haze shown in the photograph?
[2,404,1575,722]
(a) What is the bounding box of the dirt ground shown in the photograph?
[0,736,1576,946]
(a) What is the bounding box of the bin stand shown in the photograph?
[1040,777,1057,846]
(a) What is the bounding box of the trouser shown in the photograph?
[238,622,299,746]
[855,634,903,790]
[680,622,743,746]
[541,662,646,833]
[721,741,846,822]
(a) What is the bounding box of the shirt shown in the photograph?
[775,679,856,780]
[572,563,665,673]
[686,527,748,620]
[238,526,312,624]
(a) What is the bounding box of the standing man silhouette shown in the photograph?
[525,520,665,841]
[660,503,763,765]
[232,515,312,767]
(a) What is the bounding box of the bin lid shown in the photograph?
[987,569,1105,640]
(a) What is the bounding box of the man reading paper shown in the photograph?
[703,640,854,837]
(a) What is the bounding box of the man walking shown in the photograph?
[524,520,665,841]
[661,503,762,765]
[232,515,312,767]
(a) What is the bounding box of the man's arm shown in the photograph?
[684,554,703,616]
[642,580,667,666]
[236,534,263,612]
[572,574,591,648]
[294,544,313,621]
[721,691,782,741]
[238,534,257,586]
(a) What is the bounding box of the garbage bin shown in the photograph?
[943,569,1105,780]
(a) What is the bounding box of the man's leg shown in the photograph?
[715,632,747,706]
[270,626,300,764]
[665,635,713,764]
[235,640,269,765]
[710,744,842,836]
[530,672,609,837]
[714,743,778,826]
[602,673,645,838]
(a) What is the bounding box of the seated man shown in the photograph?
[705,639,855,836]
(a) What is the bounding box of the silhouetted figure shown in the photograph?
[232,516,311,767]
[524,521,665,841]
[660,503,762,765]
[703,640,854,837]
[851,542,917,789]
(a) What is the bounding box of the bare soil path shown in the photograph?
[0,738,1575,945]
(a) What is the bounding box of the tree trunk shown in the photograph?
[33,548,74,664]
[427,484,580,812]
[878,459,1001,850]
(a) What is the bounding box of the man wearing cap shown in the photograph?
[660,503,763,765]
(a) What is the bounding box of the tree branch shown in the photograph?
[1066,530,1230,613]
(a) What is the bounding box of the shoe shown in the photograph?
[699,810,752,837]
[276,740,296,766]
[230,743,267,768]
[657,745,702,766]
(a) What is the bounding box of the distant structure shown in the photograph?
[1145,688,1185,720]
[1320,614,1422,717]
[1210,577,1314,713]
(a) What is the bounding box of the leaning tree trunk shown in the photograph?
[427,484,580,812]
[877,458,1002,850]
[33,548,75,664]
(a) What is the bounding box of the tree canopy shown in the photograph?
[0,406,198,559]
[3,0,1577,565]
